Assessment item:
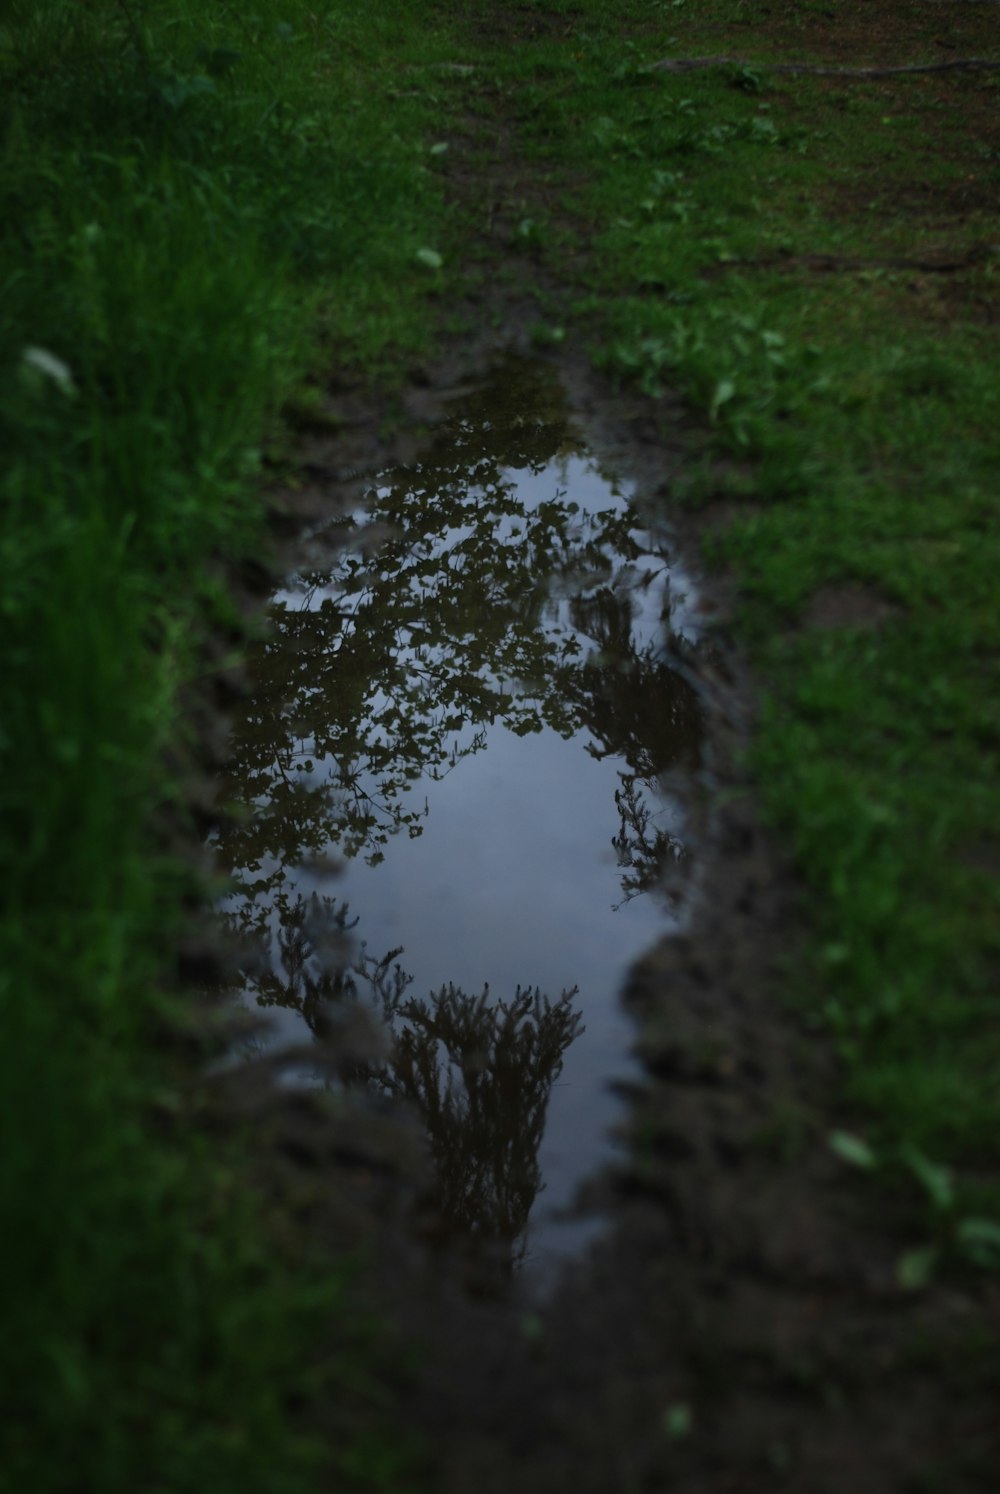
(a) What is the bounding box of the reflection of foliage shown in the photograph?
[612,775,680,908]
[391,985,581,1263]
[215,357,701,904]
[231,891,400,1039]
[227,892,581,1264]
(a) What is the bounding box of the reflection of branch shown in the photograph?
[338,773,427,861]
[269,749,294,788]
[427,728,488,782]
[611,773,683,909]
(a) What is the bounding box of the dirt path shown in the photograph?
[201,3,1000,1487]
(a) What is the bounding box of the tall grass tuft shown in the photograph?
[0,0,458,1485]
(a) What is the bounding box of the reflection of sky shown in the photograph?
[223,443,696,1274]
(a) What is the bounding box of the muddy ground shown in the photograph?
[194,341,999,1493]
[192,5,1000,1489]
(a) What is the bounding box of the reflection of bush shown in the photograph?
[227,893,582,1265]
[390,985,581,1261]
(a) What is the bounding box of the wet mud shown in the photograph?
[197,333,999,1492]
[213,355,707,1277]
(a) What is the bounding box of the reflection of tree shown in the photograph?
[227,892,581,1266]
[215,356,701,906]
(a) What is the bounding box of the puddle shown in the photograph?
[212,356,703,1280]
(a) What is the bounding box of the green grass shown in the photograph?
[448,0,1000,1205]
[0,0,463,1486]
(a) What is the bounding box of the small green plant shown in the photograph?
[662,1402,694,1439]
[829,1132,1000,1288]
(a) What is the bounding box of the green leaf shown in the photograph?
[828,1130,877,1171]
[898,1245,939,1291]
[956,1218,1000,1268]
[663,1403,693,1439]
[21,345,77,398]
[901,1148,953,1212]
[415,247,444,270]
[709,378,735,421]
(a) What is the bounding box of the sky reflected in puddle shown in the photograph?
[214,356,703,1278]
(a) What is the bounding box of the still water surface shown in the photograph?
[214,358,703,1275]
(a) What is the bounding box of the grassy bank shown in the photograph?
[449,0,1000,1229]
[0,1,461,1486]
